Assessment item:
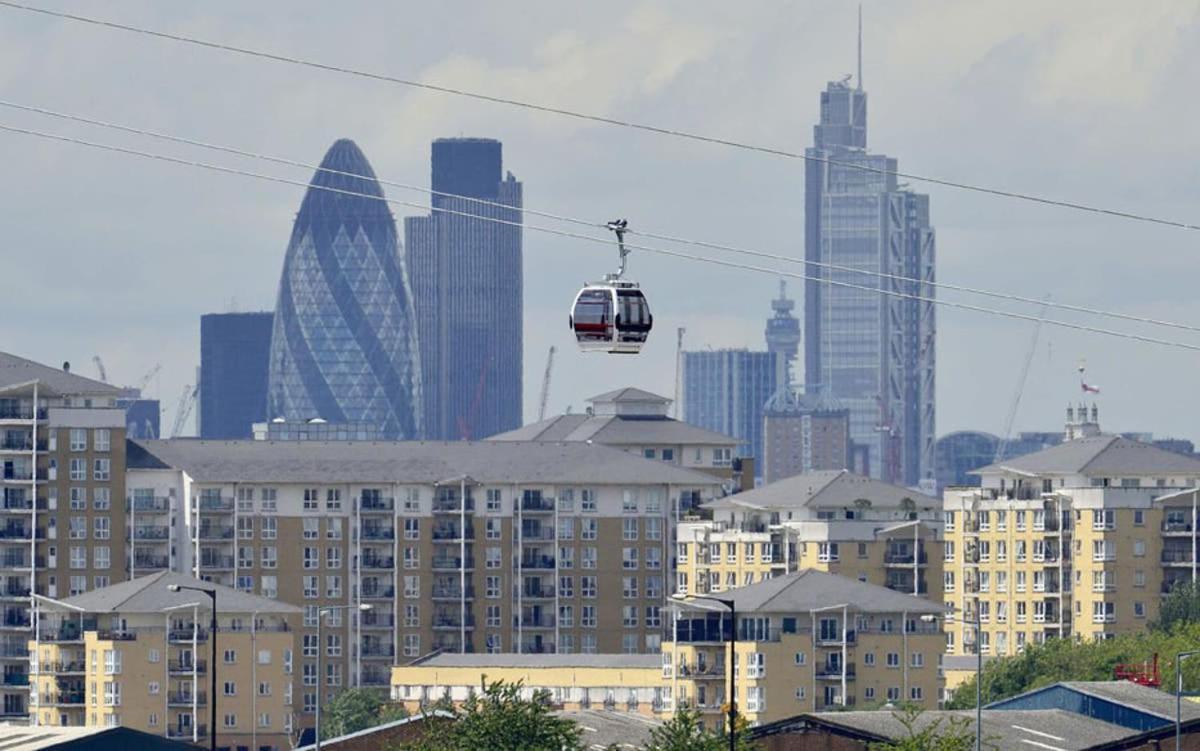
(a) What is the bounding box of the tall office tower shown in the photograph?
[267,140,422,439]
[681,350,776,480]
[0,352,128,721]
[199,311,273,439]
[762,403,854,483]
[803,57,935,488]
[405,138,523,440]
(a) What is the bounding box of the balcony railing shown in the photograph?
[432,585,475,599]
[134,555,170,569]
[360,556,395,570]
[168,629,208,642]
[361,586,395,599]
[432,556,474,570]
[816,630,856,646]
[360,613,395,628]
[514,615,555,629]
[168,659,207,673]
[133,525,170,540]
[1,673,28,686]
[432,525,476,541]
[130,496,171,512]
[43,692,85,705]
[167,725,207,739]
[433,615,476,629]
[360,496,395,512]
[815,664,857,680]
[360,527,395,541]
[197,497,233,512]
[432,498,474,513]
[884,552,929,565]
[168,691,207,705]
[1163,550,1194,564]
[520,555,556,570]
[360,643,395,658]
[520,498,555,512]
[520,586,556,599]
[196,525,234,540]
[199,554,235,569]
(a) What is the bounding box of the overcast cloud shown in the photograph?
[3,0,1200,441]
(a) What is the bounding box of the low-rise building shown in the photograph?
[391,653,663,716]
[677,470,943,599]
[666,569,945,729]
[29,571,300,749]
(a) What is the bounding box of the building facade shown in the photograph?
[942,427,1200,659]
[0,352,129,721]
[681,350,776,482]
[490,387,749,493]
[404,138,523,440]
[803,76,935,488]
[676,470,943,601]
[763,403,854,484]
[30,572,300,749]
[199,311,273,440]
[666,570,944,728]
[125,438,722,724]
[267,139,422,440]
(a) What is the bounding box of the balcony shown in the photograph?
[199,554,234,570]
[168,659,207,674]
[43,692,85,706]
[514,615,555,629]
[0,585,29,599]
[1,612,31,629]
[361,669,391,687]
[168,628,208,643]
[197,496,233,512]
[518,527,556,542]
[1,673,28,686]
[168,691,207,706]
[432,556,474,571]
[359,555,395,570]
[520,585,556,600]
[520,497,555,513]
[815,663,856,680]
[432,497,474,514]
[45,660,85,674]
[360,496,395,513]
[0,526,37,540]
[134,555,170,570]
[130,496,171,513]
[520,555,556,570]
[196,525,234,540]
[884,552,928,566]
[360,643,395,658]
[432,585,475,600]
[433,614,476,630]
[167,726,207,740]
[1163,550,1194,565]
[432,525,475,541]
[360,613,395,629]
[678,662,725,679]
[360,585,395,600]
[360,526,395,541]
[38,623,95,643]
[133,525,170,540]
[815,630,856,646]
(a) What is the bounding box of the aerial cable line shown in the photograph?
[4,97,1199,336]
[2,0,1199,233]
[2,120,1199,355]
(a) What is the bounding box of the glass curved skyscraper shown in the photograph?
[267,139,422,439]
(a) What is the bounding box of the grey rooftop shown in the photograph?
[0,351,120,397]
[704,469,938,511]
[128,438,724,486]
[675,569,946,616]
[410,652,660,670]
[50,571,300,615]
[972,434,1200,477]
[489,413,738,446]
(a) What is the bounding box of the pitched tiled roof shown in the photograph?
[679,569,945,615]
[706,469,937,511]
[0,351,120,396]
[973,435,1200,476]
[57,571,299,614]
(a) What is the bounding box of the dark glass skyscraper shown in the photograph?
[405,138,522,440]
[803,74,936,488]
[681,349,776,480]
[267,139,422,439]
[199,311,273,439]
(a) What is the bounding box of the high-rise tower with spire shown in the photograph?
[802,11,936,488]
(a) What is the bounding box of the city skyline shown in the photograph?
[4,2,1200,445]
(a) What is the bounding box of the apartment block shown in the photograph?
[391,653,663,716]
[490,387,749,492]
[677,470,943,600]
[665,570,945,729]
[1,352,128,721]
[29,572,300,749]
[942,419,1200,658]
[125,438,722,720]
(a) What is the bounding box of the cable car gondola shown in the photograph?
[570,219,653,354]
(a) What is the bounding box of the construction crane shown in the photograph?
[170,383,199,438]
[92,356,107,382]
[537,346,556,422]
[994,296,1051,463]
[134,364,162,394]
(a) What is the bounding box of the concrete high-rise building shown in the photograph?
[803,65,935,488]
[405,138,522,440]
[763,403,854,483]
[0,352,129,721]
[267,140,422,440]
[681,350,775,481]
[199,312,273,439]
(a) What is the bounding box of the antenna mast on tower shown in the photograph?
[857,4,863,91]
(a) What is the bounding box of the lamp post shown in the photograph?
[167,584,217,751]
[1176,650,1200,750]
[316,603,372,751]
[672,594,736,751]
[922,597,981,751]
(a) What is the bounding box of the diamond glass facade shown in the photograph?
[267,139,422,439]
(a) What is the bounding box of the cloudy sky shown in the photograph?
[3,0,1200,441]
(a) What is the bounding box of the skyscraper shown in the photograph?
[405,138,523,440]
[199,311,273,439]
[803,43,936,487]
[267,139,422,439]
[681,349,775,479]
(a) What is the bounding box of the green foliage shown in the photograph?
[398,680,583,751]
[321,687,407,739]
[867,706,982,751]
[642,708,755,751]
[1153,579,1200,631]
[945,622,1200,709]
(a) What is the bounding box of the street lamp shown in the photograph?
[922,597,981,751]
[672,594,737,751]
[316,603,372,751]
[1176,650,1200,750]
[167,584,217,751]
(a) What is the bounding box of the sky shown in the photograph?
[3,0,1200,442]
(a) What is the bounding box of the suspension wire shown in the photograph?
[3,120,1199,355]
[5,97,1199,336]
[2,0,1199,233]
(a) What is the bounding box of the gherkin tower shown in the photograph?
[267,139,422,439]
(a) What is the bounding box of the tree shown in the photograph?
[399,680,583,751]
[642,708,755,751]
[321,687,408,739]
[1153,579,1200,631]
[868,706,982,751]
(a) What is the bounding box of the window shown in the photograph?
[582,576,597,598]
[69,458,86,481]
[260,487,277,511]
[303,576,318,599]
[103,682,121,706]
[581,489,597,512]
[224,713,237,728]
[406,575,422,598]
[622,518,638,541]
[103,649,121,674]
[1133,539,1146,557]
[623,547,639,570]
[486,547,501,569]
[486,488,502,512]
[622,576,638,599]
[643,448,656,460]
[261,547,277,569]
[93,547,110,569]
[581,519,597,541]
[238,517,254,540]
[69,517,86,540]
[69,428,87,451]
[326,518,343,540]
[404,487,421,513]
[559,576,574,597]
[646,517,663,541]
[645,605,661,628]
[558,546,574,568]
[303,547,319,570]
[93,487,110,510]
[582,606,597,627]
[261,575,277,598]
[646,548,662,570]
[93,458,110,481]
[1134,510,1145,526]
[582,547,597,569]
[622,490,638,513]
[623,605,638,627]
[485,576,500,599]
[261,517,277,540]
[486,519,501,540]
[326,547,341,569]
[325,488,341,511]
[1134,602,1146,618]
[404,519,420,540]
[302,518,319,540]
[303,488,319,511]
[910,687,923,701]
[911,652,924,668]
[223,649,236,664]
[224,681,237,696]
[817,542,839,562]
[886,652,900,668]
